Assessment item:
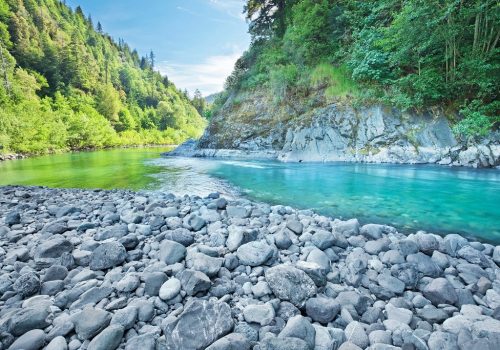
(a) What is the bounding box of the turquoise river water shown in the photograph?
[0,148,499,243]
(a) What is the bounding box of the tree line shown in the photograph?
[0,0,206,155]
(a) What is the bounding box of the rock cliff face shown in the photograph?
[171,90,499,168]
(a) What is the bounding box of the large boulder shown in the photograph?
[265,265,317,307]
[163,299,233,349]
[89,242,127,270]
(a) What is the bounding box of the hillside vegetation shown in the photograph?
[0,0,206,155]
[216,0,499,139]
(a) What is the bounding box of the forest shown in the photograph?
[218,0,499,139]
[0,0,206,155]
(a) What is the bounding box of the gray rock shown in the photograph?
[344,321,369,349]
[378,273,405,295]
[87,325,124,350]
[286,219,303,234]
[493,246,500,265]
[164,228,195,246]
[45,336,68,350]
[5,211,21,225]
[70,286,113,309]
[265,264,317,308]
[335,219,360,236]
[186,251,223,276]
[457,246,490,268]
[8,329,45,350]
[13,272,40,297]
[73,307,111,340]
[115,274,140,292]
[260,337,310,350]
[386,304,413,325]
[441,234,468,257]
[110,306,137,330]
[159,278,181,300]
[177,269,211,296]
[296,261,327,287]
[243,303,275,326]
[89,242,127,270]
[275,229,293,249]
[338,342,363,350]
[236,241,274,266]
[125,334,156,350]
[43,220,68,235]
[159,240,187,265]
[416,233,439,255]
[163,299,233,349]
[186,214,206,231]
[427,331,457,350]
[226,206,250,218]
[407,253,442,277]
[305,297,340,323]
[360,224,388,239]
[369,330,392,345]
[43,265,68,282]
[205,333,251,350]
[335,291,371,315]
[41,280,65,295]
[94,225,128,241]
[279,315,316,349]
[423,278,458,306]
[144,272,168,296]
[311,229,336,250]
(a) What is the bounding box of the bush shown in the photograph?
[310,63,358,98]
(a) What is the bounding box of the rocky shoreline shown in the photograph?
[1,185,499,350]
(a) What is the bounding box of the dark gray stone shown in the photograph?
[236,241,274,266]
[13,272,40,297]
[87,325,124,350]
[305,297,340,323]
[89,242,127,270]
[265,265,317,308]
[159,240,187,265]
[73,307,111,340]
[423,278,458,306]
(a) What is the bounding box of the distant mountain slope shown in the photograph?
[0,0,206,155]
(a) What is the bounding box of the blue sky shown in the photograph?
[66,0,250,95]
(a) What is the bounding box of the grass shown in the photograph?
[310,63,359,99]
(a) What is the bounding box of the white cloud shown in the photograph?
[157,50,243,96]
[208,0,246,21]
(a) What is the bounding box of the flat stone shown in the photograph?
[8,329,45,350]
[73,307,111,340]
[344,321,369,349]
[236,241,274,266]
[8,306,50,336]
[265,264,317,308]
[110,306,137,330]
[87,325,124,350]
[423,278,458,306]
[159,240,186,265]
[34,236,73,259]
[385,303,412,325]
[163,299,233,349]
[89,242,127,270]
[243,303,275,326]
[279,315,316,349]
[177,269,211,296]
[205,333,252,350]
[306,297,340,323]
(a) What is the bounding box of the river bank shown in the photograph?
[0,144,177,163]
[0,185,499,350]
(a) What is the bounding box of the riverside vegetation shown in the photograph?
[0,186,499,350]
[0,0,206,156]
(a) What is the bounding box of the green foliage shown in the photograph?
[453,100,499,140]
[223,0,499,138]
[0,0,206,155]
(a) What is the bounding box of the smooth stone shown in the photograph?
[8,329,45,350]
[9,306,50,336]
[279,315,316,349]
[89,242,127,270]
[344,321,369,349]
[159,278,181,301]
[423,278,458,306]
[261,337,310,350]
[34,236,73,259]
[205,333,252,350]
[265,264,317,308]
[45,336,68,350]
[87,325,124,350]
[73,307,111,340]
[110,306,137,330]
[243,303,275,326]
[159,240,187,265]
[305,297,341,324]
[236,241,274,266]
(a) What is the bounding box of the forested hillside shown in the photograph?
[0,0,206,155]
[216,0,499,138]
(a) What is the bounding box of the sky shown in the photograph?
[66,0,250,96]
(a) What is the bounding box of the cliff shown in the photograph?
[168,90,499,168]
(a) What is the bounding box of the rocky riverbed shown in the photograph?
[0,185,499,350]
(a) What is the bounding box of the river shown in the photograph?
[0,147,499,243]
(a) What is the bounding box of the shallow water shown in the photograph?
[1,148,499,242]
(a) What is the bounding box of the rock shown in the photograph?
[186,214,206,231]
[163,299,233,349]
[87,325,124,350]
[205,333,252,350]
[9,306,51,336]
[8,329,45,350]
[360,224,387,239]
[378,273,405,295]
[94,225,128,241]
[227,206,250,218]
[43,220,68,235]
[110,306,137,330]
[286,219,303,234]
[335,219,360,236]
[305,297,340,323]
[423,278,458,306]
[159,278,181,300]
[115,274,140,292]
[89,242,127,270]
[265,264,317,307]
[338,342,362,350]
[457,246,490,268]
[46,336,68,350]
[186,251,223,276]
[125,334,156,350]
[296,261,327,287]
[260,337,310,350]
[43,265,68,282]
[159,240,187,265]
[442,234,468,257]
[407,253,442,277]
[164,228,194,246]
[279,315,316,349]
[311,229,336,250]
[177,269,211,296]
[275,229,293,249]
[144,272,168,296]
[5,211,21,225]
[493,246,500,265]
[13,272,40,297]
[344,321,369,349]
[73,307,111,340]
[236,241,274,266]
[369,330,392,345]
[386,304,413,325]
[415,233,439,255]
[427,331,458,350]
[243,303,275,326]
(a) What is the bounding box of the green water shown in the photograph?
[1,148,499,243]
